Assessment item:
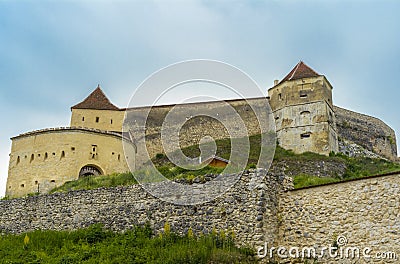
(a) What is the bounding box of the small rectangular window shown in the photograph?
[82,117,85,121]
[300,133,311,139]
[111,119,113,124]
[278,93,282,100]
[96,117,99,123]
[299,91,308,98]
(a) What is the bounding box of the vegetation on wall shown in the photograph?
[0,224,255,264]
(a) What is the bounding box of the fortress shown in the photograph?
[6,61,398,198]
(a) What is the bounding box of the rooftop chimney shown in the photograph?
[274,80,279,86]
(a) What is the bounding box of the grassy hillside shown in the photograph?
[47,134,400,194]
[0,224,255,264]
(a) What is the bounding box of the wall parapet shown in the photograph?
[11,126,131,142]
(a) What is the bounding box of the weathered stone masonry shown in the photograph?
[1,171,400,263]
[278,173,400,263]
[0,169,288,248]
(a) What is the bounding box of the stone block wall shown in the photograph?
[277,173,400,263]
[0,169,288,248]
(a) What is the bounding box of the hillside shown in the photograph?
[45,134,400,194]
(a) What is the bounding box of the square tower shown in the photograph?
[268,61,338,155]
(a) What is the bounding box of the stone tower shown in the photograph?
[268,61,338,155]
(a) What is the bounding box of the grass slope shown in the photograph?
[0,224,255,264]
[47,134,400,194]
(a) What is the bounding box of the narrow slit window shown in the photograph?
[111,119,113,124]
[300,133,311,139]
[96,117,100,123]
[44,152,48,160]
[30,154,34,163]
[61,151,65,158]
[82,117,85,121]
[299,91,308,98]
[16,156,20,165]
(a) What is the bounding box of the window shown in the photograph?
[35,181,38,185]
[299,90,308,98]
[38,154,41,157]
[71,147,75,151]
[111,119,113,124]
[300,133,311,139]
[30,154,34,163]
[20,184,24,188]
[44,152,48,160]
[96,117,100,123]
[16,156,20,165]
[50,180,55,183]
[118,154,121,161]
[91,145,98,160]
[82,117,85,121]
[278,93,282,100]
[8,186,11,189]
[61,151,65,158]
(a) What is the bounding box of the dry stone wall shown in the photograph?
[1,170,400,263]
[277,173,400,263]
[0,169,289,248]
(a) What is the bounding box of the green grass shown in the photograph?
[49,172,137,194]
[48,133,400,194]
[0,224,255,264]
[293,174,340,189]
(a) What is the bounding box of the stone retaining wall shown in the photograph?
[0,169,288,248]
[277,173,400,263]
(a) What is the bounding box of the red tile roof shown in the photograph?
[279,61,320,84]
[71,85,120,110]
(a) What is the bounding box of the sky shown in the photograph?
[1,0,399,197]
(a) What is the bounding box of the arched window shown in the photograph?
[300,110,311,125]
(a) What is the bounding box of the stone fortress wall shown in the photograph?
[0,169,287,248]
[334,106,397,160]
[127,97,397,166]
[6,127,136,198]
[1,170,399,263]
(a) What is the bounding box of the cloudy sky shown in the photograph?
[1,0,399,196]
